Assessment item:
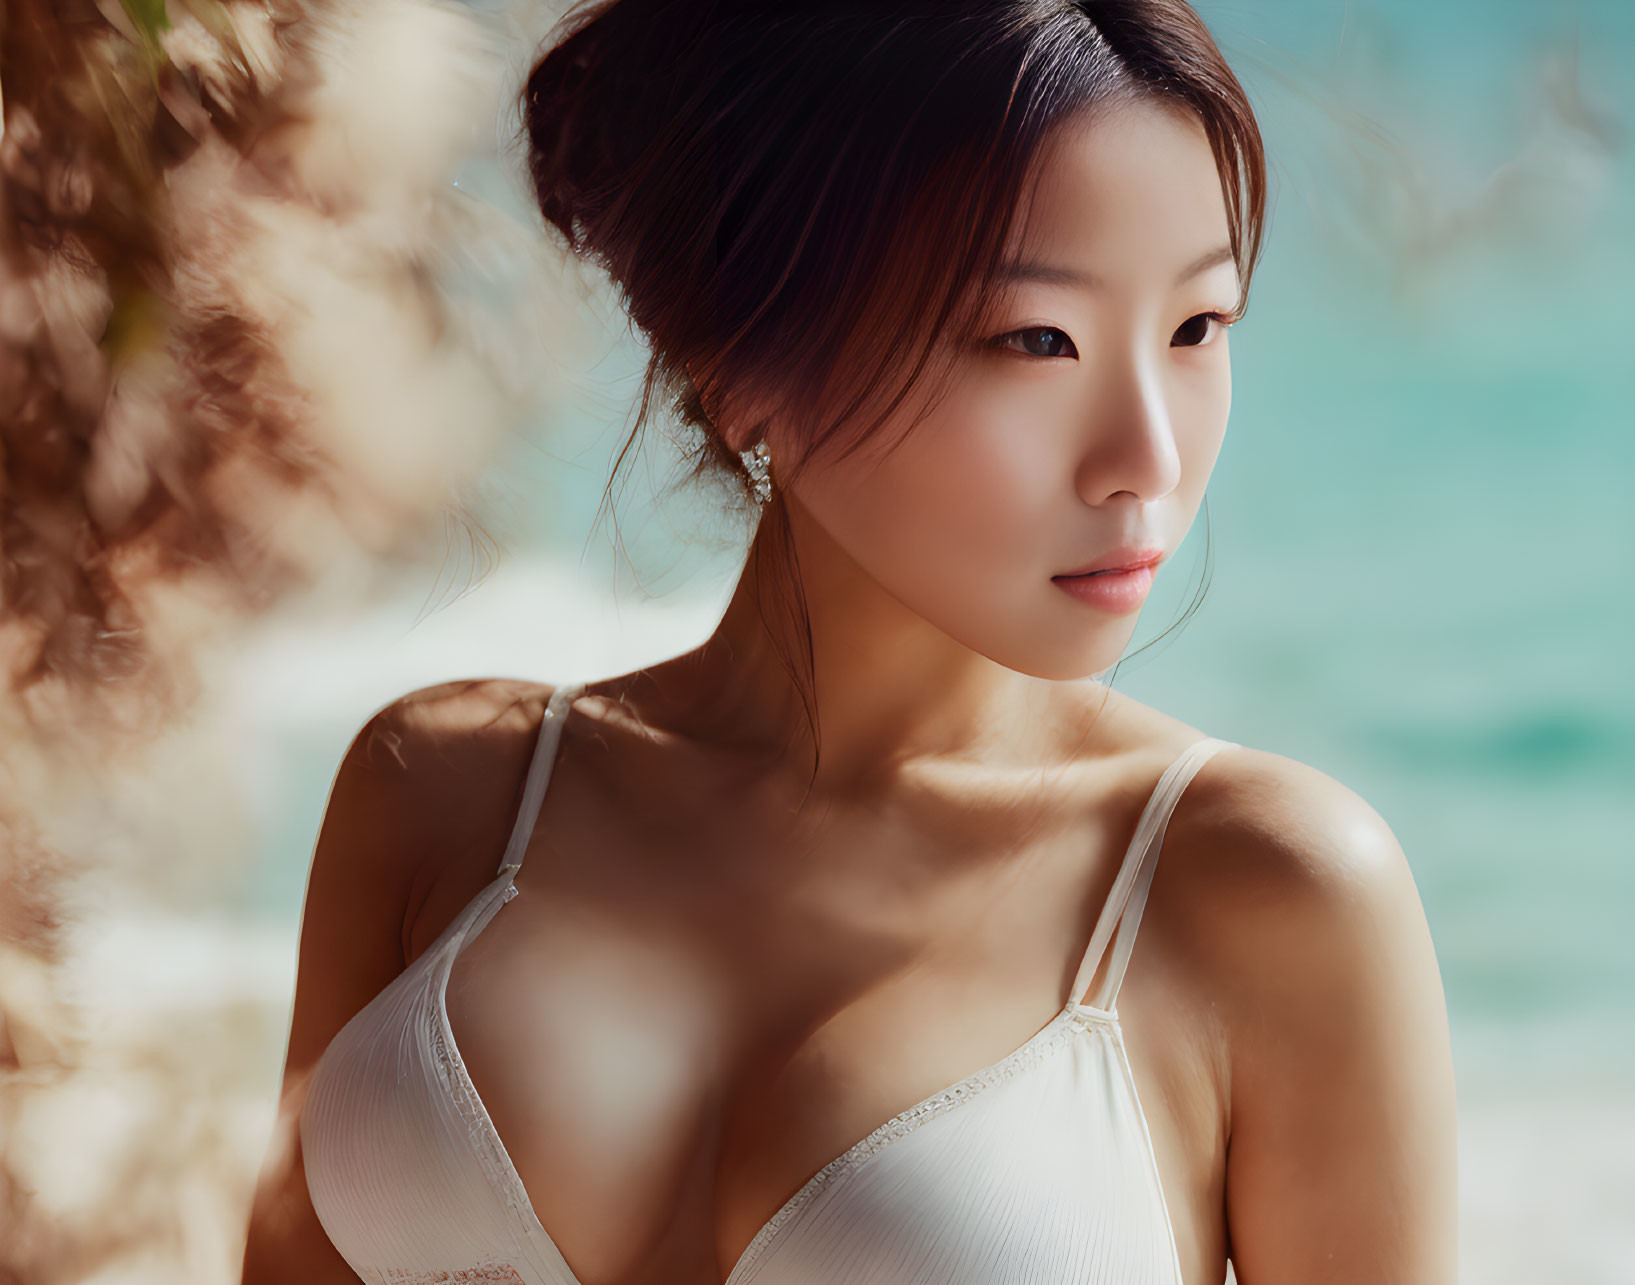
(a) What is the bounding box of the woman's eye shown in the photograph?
[991,326,1078,359]
[993,312,1238,359]
[1172,311,1234,348]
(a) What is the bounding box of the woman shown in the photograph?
[241,2,1459,1282]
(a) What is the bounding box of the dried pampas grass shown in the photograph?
[0,2,588,1280]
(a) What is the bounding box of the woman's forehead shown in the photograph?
[1007,101,1233,284]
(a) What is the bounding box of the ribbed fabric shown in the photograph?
[301,680,1239,1285]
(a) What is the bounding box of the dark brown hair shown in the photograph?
[517,0,1267,764]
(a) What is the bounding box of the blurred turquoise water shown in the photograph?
[257,1,1633,1096]
[1146,0,1635,1088]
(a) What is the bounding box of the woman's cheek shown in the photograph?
[870,424,1054,588]
[1172,381,1229,502]
[921,410,1060,538]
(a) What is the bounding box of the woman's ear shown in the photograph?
[686,362,771,455]
[684,360,724,432]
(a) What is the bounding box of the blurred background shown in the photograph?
[5,0,1630,1282]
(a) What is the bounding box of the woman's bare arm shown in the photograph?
[238,697,440,1285]
[1214,754,1460,1284]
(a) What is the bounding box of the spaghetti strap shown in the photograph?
[493,681,584,882]
[1068,735,1241,1014]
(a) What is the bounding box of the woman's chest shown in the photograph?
[410,786,1230,1284]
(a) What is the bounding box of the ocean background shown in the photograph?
[94,1,1628,1281]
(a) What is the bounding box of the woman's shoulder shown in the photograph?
[1104,695,1438,1123]
[359,676,566,852]
[1082,684,1378,834]
[1111,698,1421,1057]
[366,677,583,957]
[376,675,557,748]
[1159,732,1399,901]
[1087,685,1404,928]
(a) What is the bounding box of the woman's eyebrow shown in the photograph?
[999,243,1235,290]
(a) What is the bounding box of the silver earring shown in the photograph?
[741,439,772,503]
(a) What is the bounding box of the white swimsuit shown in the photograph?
[300,681,1239,1283]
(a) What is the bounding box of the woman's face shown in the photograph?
[777,97,1240,682]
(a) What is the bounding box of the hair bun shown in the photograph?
[520,0,717,266]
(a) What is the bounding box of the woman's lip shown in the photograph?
[1056,546,1164,577]
[1051,562,1157,614]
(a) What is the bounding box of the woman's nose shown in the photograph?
[1074,358,1183,506]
